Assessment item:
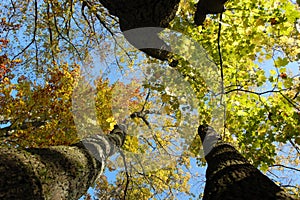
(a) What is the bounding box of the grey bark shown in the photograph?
[198,125,296,200]
[0,125,126,200]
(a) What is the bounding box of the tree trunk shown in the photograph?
[198,125,296,200]
[194,0,228,25]
[93,0,180,66]
[95,0,229,64]
[0,125,126,200]
[97,0,180,29]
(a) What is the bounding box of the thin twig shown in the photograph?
[217,12,226,137]
[51,1,82,60]
[289,139,300,154]
[12,0,38,60]
[270,164,300,172]
[141,88,151,112]
[119,150,130,200]
[82,0,132,64]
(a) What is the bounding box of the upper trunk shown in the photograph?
[194,0,228,25]
[198,125,296,200]
[94,0,180,65]
[94,0,228,64]
[98,0,180,29]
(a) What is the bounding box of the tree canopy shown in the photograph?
[0,0,299,199]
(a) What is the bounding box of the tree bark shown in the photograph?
[94,0,180,66]
[194,0,228,26]
[0,125,126,200]
[97,0,180,29]
[94,0,229,64]
[198,125,296,200]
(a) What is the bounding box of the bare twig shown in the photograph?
[289,139,300,154]
[12,0,38,60]
[217,12,226,137]
[119,150,130,200]
[51,1,82,60]
[270,164,300,172]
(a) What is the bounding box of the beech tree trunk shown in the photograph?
[194,0,228,25]
[92,0,180,66]
[198,125,296,200]
[94,0,228,64]
[97,0,180,29]
[0,125,126,200]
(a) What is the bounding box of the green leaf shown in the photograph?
[275,57,289,67]
[269,69,276,76]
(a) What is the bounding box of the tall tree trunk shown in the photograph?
[86,0,180,66]
[194,0,228,25]
[93,0,228,64]
[97,0,180,29]
[0,125,126,200]
[198,125,296,200]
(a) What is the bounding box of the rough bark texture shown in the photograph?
[0,143,101,200]
[97,0,180,66]
[198,125,296,200]
[0,124,126,199]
